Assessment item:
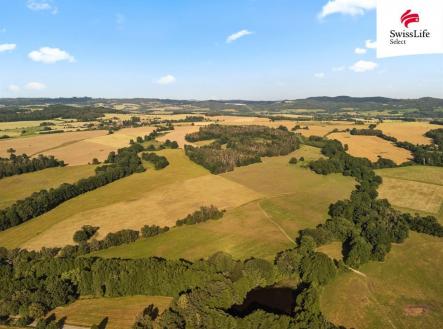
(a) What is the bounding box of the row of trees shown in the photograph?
[0,152,65,179]
[0,144,144,232]
[176,206,224,226]
[141,153,170,170]
[184,125,300,173]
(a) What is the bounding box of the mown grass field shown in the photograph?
[52,296,172,329]
[328,132,412,164]
[91,146,355,261]
[321,232,443,329]
[0,165,96,209]
[376,166,443,219]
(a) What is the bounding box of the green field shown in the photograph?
[0,165,96,209]
[321,232,443,329]
[52,296,172,329]
[92,146,355,261]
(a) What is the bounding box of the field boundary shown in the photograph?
[258,202,296,245]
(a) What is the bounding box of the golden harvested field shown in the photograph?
[377,121,439,145]
[0,127,156,166]
[296,122,364,137]
[0,120,59,130]
[52,296,172,329]
[157,125,201,147]
[328,132,412,164]
[0,130,107,157]
[0,165,96,209]
[376,166,443,216]
[321,232,443,329]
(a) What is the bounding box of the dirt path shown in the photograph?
[258,203,296,245]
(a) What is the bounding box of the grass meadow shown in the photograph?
[321,232,443,329]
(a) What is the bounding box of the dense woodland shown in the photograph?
[0,153,65,179]
[185,125,300,173]
[0,105,118,122]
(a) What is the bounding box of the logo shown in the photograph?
[401,10,420,28]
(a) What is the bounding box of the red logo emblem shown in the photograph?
[401,10,419,28]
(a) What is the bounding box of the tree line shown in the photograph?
[0,152,65,179]
[176,206,224,226]
[307,138,443,268]
[142,153,170,170]
[0,105,117,122]
[184,125,300,174]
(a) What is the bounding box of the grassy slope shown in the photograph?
[0,165,96,209]
[321,232,443,329]
[0,149,208,249]
[52,296,172,329]
[92,146,355,261]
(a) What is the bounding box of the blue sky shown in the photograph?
[0,0,442,99]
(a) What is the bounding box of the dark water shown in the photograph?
[227,287,296,317]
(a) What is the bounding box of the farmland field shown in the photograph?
[377,121,439,145]
[52,296,172,329]
[328,132,412,164]
[91,146,355,261]
[0,165,96,209]
[321,232,443,329]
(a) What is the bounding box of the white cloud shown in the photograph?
[8,85,20,93]
[354,47,367,55]
[319,0,376,19]
[25,82,47,90]
[28,47,75,64]
[332,66,345,72]
[116,13,125,30]
[226,29,253,43]
[27,0,58,14]
[314,72,325,79]
[365,39,377,49]
[156,74,176,85]
[349,60,378,72]
[0,44,16,52]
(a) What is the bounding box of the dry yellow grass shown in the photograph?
[52,296,172,329]
[328,132,412,164]
[0,120,59,130]
[377,121,439,145]
[378,177,443,213]
[0,130,107,157]
[157,125,201,147]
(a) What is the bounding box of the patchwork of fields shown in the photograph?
[0,115,442,328]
